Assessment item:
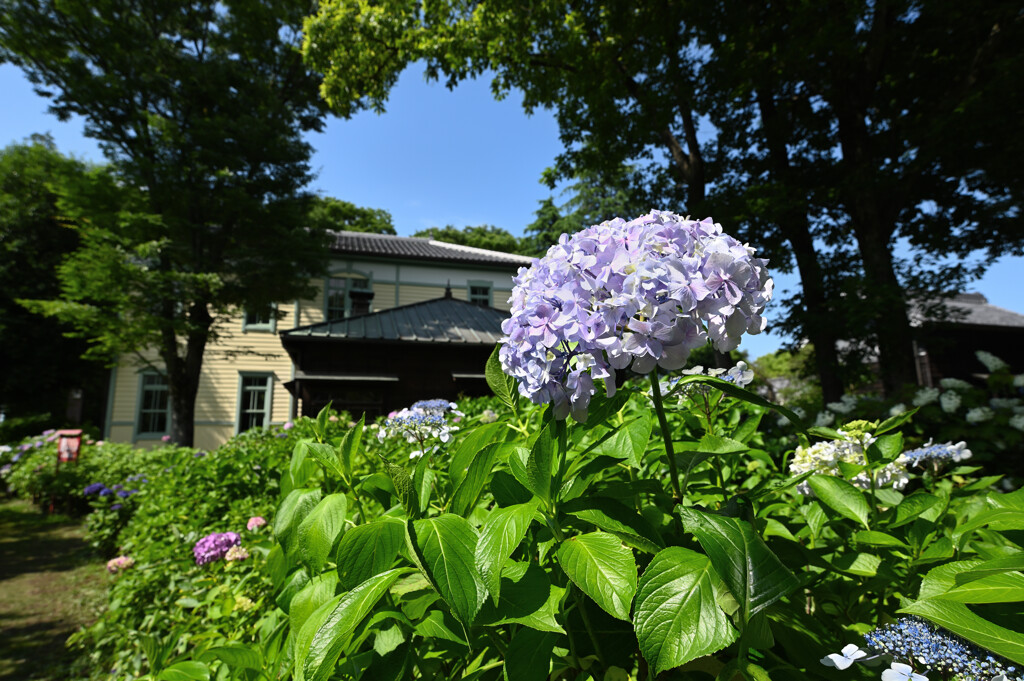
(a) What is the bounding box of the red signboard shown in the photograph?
[56,429,83,463]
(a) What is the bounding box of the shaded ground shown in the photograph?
[0,498,107,681]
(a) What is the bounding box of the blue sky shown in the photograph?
[2,62,1021,361]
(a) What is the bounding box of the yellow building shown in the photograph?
[103,231,532,450]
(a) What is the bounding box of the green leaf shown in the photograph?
[304,441,346,479]
[503,628,557,681]
[899,598,1024,665]
[942,572,1024,603]
[853,530,908,549]
[807,475,871,529]
[875,407,919,434]
[294,594,343,681]
[475,501,539,603]
[156,662,211,681]
[290,440,320,488]
[678,508,799,621]
[290,571,341,635]
[301,569,408,681]
[381,459,418,518]
[865,432,903,464]
[339,414,365,480]
[556,531,636,620]
[199,645,262,672]
[275,488,323,544]
[563,496,663,555]
[486,344,517,412]
[591,413,652,467]
[634,547,739,676]
[275,567,311,613]
[316,403,331,439]
[830,552,881,577]
[478,561,566,634]
[414,609,468,646]
[410,514,487,626]
[952,508,1024,547]
[891,492,940,528]
[336,516,405,590]
[673,374,806,428]
[954,554,1024,586]
[297,493,348,573]
[449,441,502,517]
[450,422,506,486]
[732,410,764,444]
[508,423,555,502]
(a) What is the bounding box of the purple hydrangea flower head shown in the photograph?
[903,440,972,467]
[500,211,773,421]
[99,488,113,497]
[112,484,123,491]
[410,399,460,417]
[116,490,131,498]
[193,531,241,565]
[194,451,207,458]
[110,503,123,511]
[83,483,106,495]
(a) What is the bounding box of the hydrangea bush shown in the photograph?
[57,215,1024,681]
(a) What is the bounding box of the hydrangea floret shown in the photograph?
[789,425,909,494]
[499,211,773,421]
[193,531,241,566]
[902,440,972,468]
[246,516,267,531]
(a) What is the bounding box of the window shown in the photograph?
[468,281,493,307]
[243,304,276,332]
[237,374,273,433]
[137,372,170,435]
[326,275,373,320]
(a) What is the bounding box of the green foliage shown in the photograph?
[307,196,396,235]
[51,375,1024,681]
[412,224,526,255]
[1,0,331,445]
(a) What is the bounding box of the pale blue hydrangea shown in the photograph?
[378,405,458,451]
[902,440,971,467]
[990,398,1021,410]
[499,211,772,421]
[863,617,1016,681]
[827,394,860,415]
[1010,414,1024,432]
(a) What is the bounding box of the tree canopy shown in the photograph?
[303,0,1024,398]
[308,196,396,235]
[412,224,524,254]
[2,0,331,444]
[0,136,108,424]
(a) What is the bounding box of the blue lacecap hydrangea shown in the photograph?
[499,211,772,421]
[864,617,1015,680]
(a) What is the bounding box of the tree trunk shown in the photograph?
[161,302,213,447]
[833,102,918,396]
[755,88,844,403]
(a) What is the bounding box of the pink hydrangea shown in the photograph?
[106,556,135,574]
[246,516,267,531]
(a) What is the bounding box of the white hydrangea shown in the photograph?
[939,378,973,391]
[814,411,835,427]
[790,430,909,494]
[1010,414,1024,432]
[826,394,860,415]
[888,403,907,418]
[976,350,1009,373]
[912,387,940,406]
[940,391,961,413]
[965,407,994,424]
[1014,374,1024,388]
[990,397,1021,410]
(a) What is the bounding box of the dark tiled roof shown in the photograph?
[942,293,1024,328]
[328,230,533,267]
[282,295,508,345]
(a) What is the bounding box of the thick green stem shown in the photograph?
[649,372,683,501]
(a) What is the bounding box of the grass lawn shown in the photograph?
[0,497,107,681]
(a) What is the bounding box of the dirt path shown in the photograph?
[0,498,107,681]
